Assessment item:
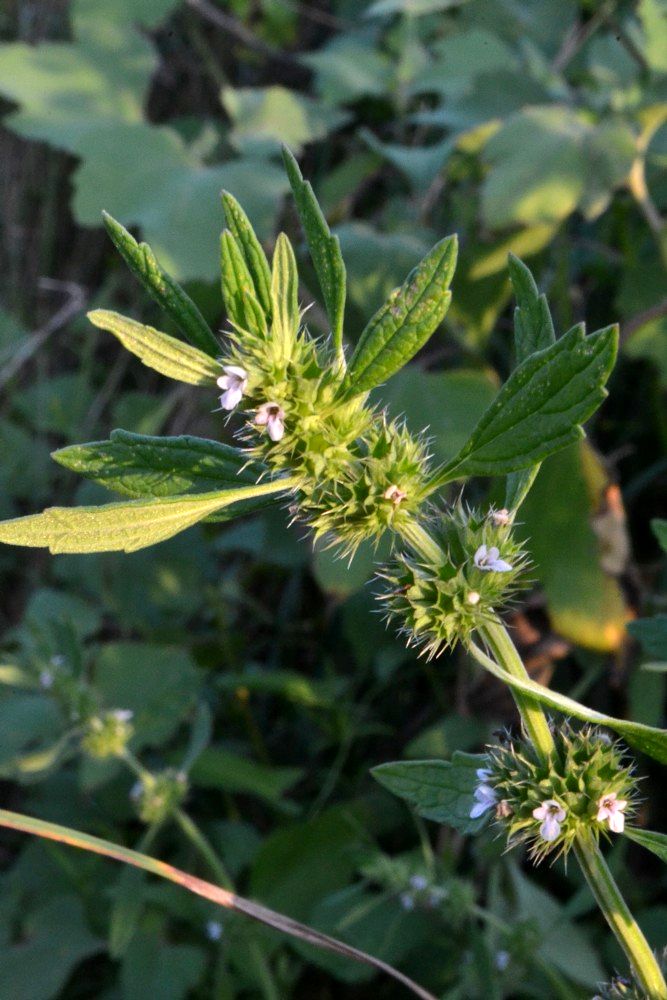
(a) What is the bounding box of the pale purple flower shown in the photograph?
[255,401,285,442]
[112,709,134,722]
[399,892,415,911]
[383,484,407,506]
[217,365,248,410]
[532,799,566,842]
[409,875,428,891]
[596,792,627,833]
[495,950,510,971]
[39,670,54,689]
[470,770,498,819]
[474,544,513,573]
[206,920,223,941]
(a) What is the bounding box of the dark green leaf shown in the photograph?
[372,752,486,833]
[342,235,457,397]
[470,640,667,764]
[427,322,618,491]
[624,826,667,864]
[221,190,272,317]
[282,146,346,358]
[504,254,556,511]
[53,431,268,499]
[102,212,219,356]
[628,615,667,661]
[652,518,667,553]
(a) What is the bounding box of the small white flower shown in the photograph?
[50,654,65,667]
[383,484,407,506]
[491,508,511,527]
[470,776,497,819]
[596,792,627,834]
[466,590,481,606]
[217,365,248,410]
[409,874,428,891]
[494,950,510,971]
[474,544,513,573]
[255,401,285,442]
[130,780,143,802]
[532,799,566,842]
[39,670,54,690]
[112,709,134,722]
[399,892,415,911]
[206,920,223,941]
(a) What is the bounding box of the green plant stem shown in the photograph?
[401,518,667,998]
[175,809,234,890]
[477,619,555,759]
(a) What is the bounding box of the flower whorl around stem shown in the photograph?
[378,504,530,658]
[478,724,639,863]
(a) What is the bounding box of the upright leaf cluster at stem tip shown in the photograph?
[0,147,618,564]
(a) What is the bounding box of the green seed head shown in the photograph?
[380,504,530,657]
[481,724,638,863]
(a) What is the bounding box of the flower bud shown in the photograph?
[131,769,188,824]
[82,709,134,759]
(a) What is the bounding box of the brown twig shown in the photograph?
[0,279,85,392]
[184,0,300,65]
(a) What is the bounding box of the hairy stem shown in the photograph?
[402,518,666,997]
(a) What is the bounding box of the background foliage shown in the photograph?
[0,0,666,996]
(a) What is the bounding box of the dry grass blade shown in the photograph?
[0,807,438,1000]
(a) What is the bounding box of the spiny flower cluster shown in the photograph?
[81,708,134,759]
[471,724,638,863]
[131,768,188,824]
[215,231,433,555]
[379,504,529,657]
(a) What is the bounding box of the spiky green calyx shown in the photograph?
[482,724,638,863]
[299,416,432,556]
[131,768,188,824]
[379,504,530,658]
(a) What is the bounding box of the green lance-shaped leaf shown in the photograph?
[88,310,221,385]
[469,639,667,765]
[624,827,667,864]
[372,752,486,834]
[53,431,269,500]
[220,230,268,338]
[0,478,298,554]
[505,253,556,512]
[282,146,346,361]
[102,212,219,357]
[426,322,618,494]
[221,191,272,318]
[341,235,458,398]
[271,233,300,358]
